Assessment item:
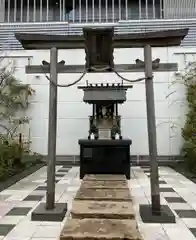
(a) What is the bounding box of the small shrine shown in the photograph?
[78,83,132,179]
[78,83,133,140]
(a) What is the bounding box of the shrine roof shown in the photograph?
[78,84,133,90]
[78,83,132,103]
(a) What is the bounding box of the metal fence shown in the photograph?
[2,0,163,23]
[1,0,196,23]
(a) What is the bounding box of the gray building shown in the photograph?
[0,0,196,49]
[1,0,196,23]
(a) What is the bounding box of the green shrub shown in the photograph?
[0,59,39,180]
[181,63,196,173]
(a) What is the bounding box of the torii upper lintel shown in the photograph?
[15,28,189,50]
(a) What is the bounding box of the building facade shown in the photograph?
[1,0,196,23]
[0,0,196,160]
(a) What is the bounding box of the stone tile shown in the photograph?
[161,192,180,198]
[178,194,196,205]
[0,224,15,236]
[132,196,149,205]
[8,182,38,189]
[30,191,46,196]
[143,169,150,172]
[60,218,141,240]
[189,228,196,237]
[175,210,196,218]
[32,225,62,238]
[0,216,24,225]
[2,166,196,240]
[159,180,167,184]
[83,174,126,181]
[31,238,56,240]
[163,222,196,240]
[75,188,132,201]
[165,197,186,203]
[40,174,47,178]
[44,179,59,184]
[67,186,79,192]
[139,223,170,240]
[71,200,135,219]
[40,221,62,226]
[0,204,14,217]
[60,168,70,171]
[37,182,46,187]
[161,177,177,182]
[6,220,37,238]
[33,179,46,184]
[6,208,32,216]
[58,180,71,185]
[169,203,193,210]
[57,169,68,173]
[81,180,128,189]
[181,218,196,228]
[6,195,27,201]
[23,195,44,201]
[160,187,176,192]
[34,186,47,191]
[0,195,11,201]
[3,237,31,240]
[16,201,38,208]
[55,174,65,177]
[1,190,27,196]
[56,177,64,181]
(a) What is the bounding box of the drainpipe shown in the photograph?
[0,0,5,22]
[136,154,140,165]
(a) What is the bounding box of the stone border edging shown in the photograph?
[0,162,45,192]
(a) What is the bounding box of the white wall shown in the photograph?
[4,46,195,156]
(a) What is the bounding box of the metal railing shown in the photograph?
[1,0,164,23]
[1,0,196,23]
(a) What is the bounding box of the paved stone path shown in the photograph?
[0,165,196,239]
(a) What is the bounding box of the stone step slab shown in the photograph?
[80,180,128,189]
[71,200,135,219]
[59,218,142,240]
[74,188,132,201]
[83,174,126,181]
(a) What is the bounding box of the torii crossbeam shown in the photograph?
[15,27,188,223]
[25,62,178,73]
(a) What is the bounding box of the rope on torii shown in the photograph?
[41,58,162,87]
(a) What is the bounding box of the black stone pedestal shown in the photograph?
[78,139,132,179]
[139,204,176,223]
[31,202,67,222]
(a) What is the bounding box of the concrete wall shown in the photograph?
[4,46,195,157]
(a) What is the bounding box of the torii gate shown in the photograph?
[15,27,188,223]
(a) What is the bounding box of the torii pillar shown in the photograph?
[15,27,188,223]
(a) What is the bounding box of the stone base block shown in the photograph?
[31,202,67,222]
[74,188,132,201]
[139,204,176,223]
[60,218,142,240]
[83,174,126,181]
[81,180,128,189]
[71,200,135,219]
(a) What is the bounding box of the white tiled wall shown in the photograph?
[4,46,195,156]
